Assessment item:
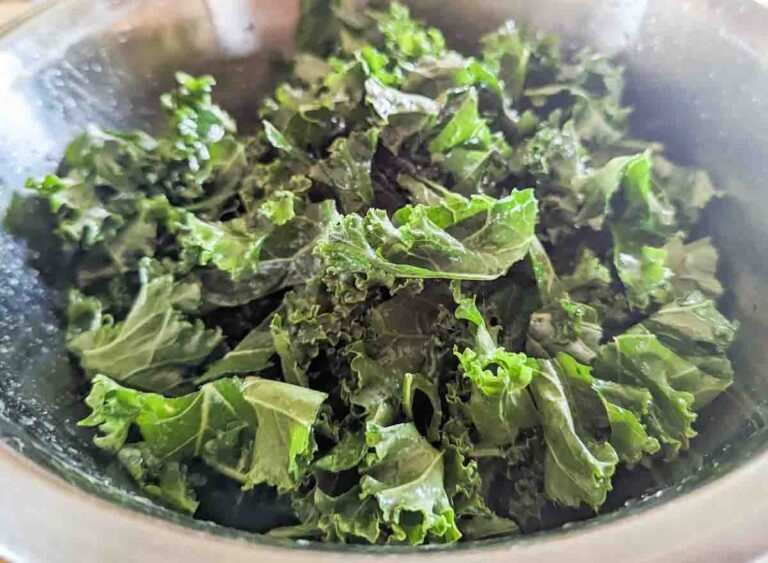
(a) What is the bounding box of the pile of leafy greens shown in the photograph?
[12,0,738,545]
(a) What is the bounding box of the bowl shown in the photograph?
[1,0,768,561]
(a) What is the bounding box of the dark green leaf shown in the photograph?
[664,236,724,299]
[26,174,120,246]
[452,284,538,446]
[653,155,718,227]
[198,326,274,384]
[595,330,698,458]
[67,263,222,392]
[346,341,403,426]
[316,189,537,283]
[555,353,660,465]
[377,2,446,61]
[361,423,461,544]
[428,89,491,154]
[530,359,618,510]
[310,128,379,213]
[243,377,327,491]
[315,431,368,472]
[270,313,309,387]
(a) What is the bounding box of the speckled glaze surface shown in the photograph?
[1,1,768,561]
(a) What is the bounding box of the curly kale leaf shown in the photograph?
[637,292,737,407]
[554,353,660,466]
[531,359,618,510]
[79,374,253,511]
[664,236,724,299]
[595,331,698,459]
[242,378,328,491]
[452,284,538,447]
[346,341,404,426]
[193,200,337,307]
[67,262,222,392]
[316,189,537,283]
[310,128,380,214]
[25,173,122,247]
[361,423,461,544]
[525,49,630,146]
[606,152,678,309]
[81,374,327,507]
[526,238,603,363]
[198,325,274,384]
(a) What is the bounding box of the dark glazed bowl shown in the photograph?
[1,0,768,561]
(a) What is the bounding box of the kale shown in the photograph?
[12,0,738,546]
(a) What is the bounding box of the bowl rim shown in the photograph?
[2,442,768,562]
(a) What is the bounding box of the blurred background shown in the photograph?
[0,1,30,25]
